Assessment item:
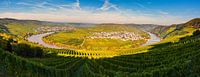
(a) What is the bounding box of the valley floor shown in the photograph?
[28,32,160,49]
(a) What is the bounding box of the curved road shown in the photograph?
[27,32,161,49]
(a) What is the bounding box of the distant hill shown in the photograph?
[1,18,199,39]
[68,23,95,27]
[127,24,165,31]
[0,23,9,33]
[0,18,68,26]
[93,24,144,33]
[184,18,200,28]
[0,18,72,36]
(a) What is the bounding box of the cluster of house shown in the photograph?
[37,26,75,32]
[87,32,145,41]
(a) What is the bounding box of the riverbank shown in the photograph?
[27,32,161,49]
[27,32,64,49]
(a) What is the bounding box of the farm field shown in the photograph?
[43,24,149,51]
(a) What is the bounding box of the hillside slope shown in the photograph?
[128,24,164,32]
[1,18,200,77]
[0,24,9,33]
[1,30,200,77]
[152,18,200,40]
[0,18,70,36]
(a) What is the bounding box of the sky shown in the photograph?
[0,0,200,25]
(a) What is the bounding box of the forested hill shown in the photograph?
[0,18,66,26]
[0,18,71,36]
[184,18,200,28]
[152,18,200,39]
[0,24,9,33]
[128,24,165,32]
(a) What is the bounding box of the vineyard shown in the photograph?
[43,25,149,51]
[1,30,200,77]
[1,18,200,77]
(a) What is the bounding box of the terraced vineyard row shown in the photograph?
[1,30,200,77]
[44,46,150,59]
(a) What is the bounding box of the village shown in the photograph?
[87,32,145,41]
[37,26,75,32]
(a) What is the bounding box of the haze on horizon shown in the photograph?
[0,0,200,25]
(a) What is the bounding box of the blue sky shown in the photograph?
[0,0,200,25]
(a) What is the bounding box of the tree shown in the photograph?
[13,43,44,57]
[193,30,200,36]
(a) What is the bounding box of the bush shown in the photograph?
[193,30,200,36]
[12,43,44,57]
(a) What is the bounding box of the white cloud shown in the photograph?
[135,2,146,8]
[17,2,32,6]
[59,0,81,10]
[0,0,189,25]
[0,10,188,25]
[16,2,57,11]
[74,0,81,10]
[158,11,169,15]
[16,0,81,11]
[98,0,119,12]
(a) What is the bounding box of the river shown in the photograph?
[142,32,161,46]
[27,32,64,49]
[27,32,161,49]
